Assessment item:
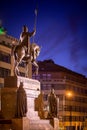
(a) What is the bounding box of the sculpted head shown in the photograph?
[22,25,28,32]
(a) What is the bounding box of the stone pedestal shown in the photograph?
[1,76,40,119]
[50,118,59,130]
[1,87,17,119]
[12,117,29,130]
[1,76,54,130]
[53,118,59,130]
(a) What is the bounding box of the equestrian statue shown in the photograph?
[11,25,40,77]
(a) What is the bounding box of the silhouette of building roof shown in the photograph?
[38,59,85,78]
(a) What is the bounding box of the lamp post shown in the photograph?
[62,95,65,130]
[66,91,73,130]
[62,91,73,130]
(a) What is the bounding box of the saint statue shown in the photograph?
[48,88,58,118]
[15,82,27,118]
[35,91,45,118]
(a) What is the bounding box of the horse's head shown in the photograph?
[30,43,41,57]
[35,46,40,57]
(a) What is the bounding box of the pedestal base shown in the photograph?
[50,118,59,130]
[1,76,40,119]
[12,117,29,130]
[1,87,17,119]
[29,119,53,130]
[1,76,54,130]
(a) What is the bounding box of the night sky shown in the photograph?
[0,0,87,77]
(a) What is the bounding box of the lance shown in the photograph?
[33,8,38,43]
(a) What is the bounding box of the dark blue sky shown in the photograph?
[0,0,87,76]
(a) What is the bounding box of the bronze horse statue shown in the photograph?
[11,42,40,77]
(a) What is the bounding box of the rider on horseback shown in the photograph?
[11,25,40,77]
[19,25,36,57]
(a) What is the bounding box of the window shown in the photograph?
[0,67,10,78]
[0,83,4,88]
[47,74,51,80]
[0,41,12,48]
[41,84,47,90]
[42,74,47,80]
[32,74,40,80]
[0,51,11,63]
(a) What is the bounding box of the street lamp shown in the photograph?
[67,92,72,97]
[62,91,73,130]
[66,91,73,130]
[62,95,65,129]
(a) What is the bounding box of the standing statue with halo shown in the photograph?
[11,9,40,77]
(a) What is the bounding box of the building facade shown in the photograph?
[33,60,87,130]
[0,32,87,130]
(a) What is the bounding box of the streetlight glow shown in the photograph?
[67,92,72,97]
[65,91,73,130]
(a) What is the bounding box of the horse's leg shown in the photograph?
[16,62,20,75]
[32,61,39,75]
[14,62,17,76]
[13,45,26,76]
[14,60,20,76]
[14,56,23,76]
